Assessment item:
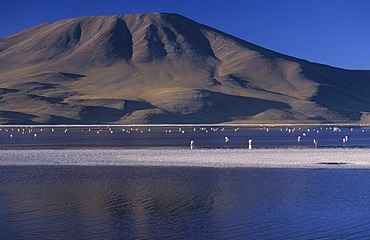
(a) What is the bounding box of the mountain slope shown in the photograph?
[0,12,370,124]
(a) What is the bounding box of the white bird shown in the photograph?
[248,139,253,150]
[343,136,348,144]
[297,136,301,142]
[225,137,229,143]
[190,140,195,149]
[313,139,317,147]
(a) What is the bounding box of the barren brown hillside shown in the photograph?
[1,13,370,124]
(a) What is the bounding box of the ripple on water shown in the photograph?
[1,165,370,239]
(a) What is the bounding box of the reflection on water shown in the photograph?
[1,166,370,239]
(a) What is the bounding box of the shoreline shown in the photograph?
[1,123,370,128]
[1,148,370,169]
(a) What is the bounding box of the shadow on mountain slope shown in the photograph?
[150,90,290,124]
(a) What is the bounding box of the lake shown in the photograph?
[1,165,370,239]
[0,124,369,149]
[1,125,370,239]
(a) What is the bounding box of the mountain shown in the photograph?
[1,12,370,124]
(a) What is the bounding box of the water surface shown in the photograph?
[1,125,369,149]
[1,125,370,239]
[1,166,370,239]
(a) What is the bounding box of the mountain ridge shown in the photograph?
[0,12,370,124]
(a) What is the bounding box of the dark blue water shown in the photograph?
[0,125,370,148]
[1,166,370,239]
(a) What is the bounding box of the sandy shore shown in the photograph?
[1,148,370,168]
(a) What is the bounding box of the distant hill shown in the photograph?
[1,12,370,124]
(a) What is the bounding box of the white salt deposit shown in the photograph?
[1,148,370,168]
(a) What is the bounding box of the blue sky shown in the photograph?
[1,0,370,69]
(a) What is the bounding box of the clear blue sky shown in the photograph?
[1,0,370,69]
